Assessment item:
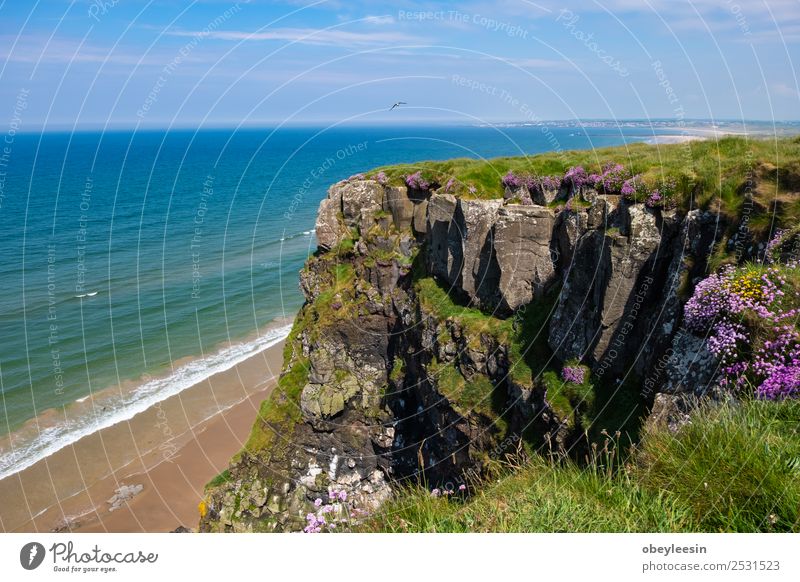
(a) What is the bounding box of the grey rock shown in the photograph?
[336,180,383,228]
[385,186,414,231]
[646,393,698,433]
[493,205,557,311]
[315,197,345,251]
[661,330,718,396]
[459,199,504,306]
[413,198,429,235]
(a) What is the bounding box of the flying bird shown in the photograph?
[389,101,407,110]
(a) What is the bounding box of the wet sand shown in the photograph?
[0,337,286,533]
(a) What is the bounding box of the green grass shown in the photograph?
[371,136,800,233]
[359,399,800,532]
[637,399,800,532]
[229,312,311,466]
[205,469,231,490]
[359,456,694,532]
[415,277,512,343]
[428,359,505,427]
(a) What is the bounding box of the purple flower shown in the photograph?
[458,484,467,491]
[685,264,800,399]
[468,185,477,195]
[646,189,662,208]
[405,171,430,191]
[338,490,348,502]
[314,498,323,507]
[431,488,441,497]
[766,230,786,264]
[525,175,562,199]
[444,177,456,193]
[562,365,585,384]
[757,364,800,399]
[600,163,629,193]
[502,170,524,189]
[564,166,589,189]
[375,171,388,186]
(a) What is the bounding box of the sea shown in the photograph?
[0,123,692,479]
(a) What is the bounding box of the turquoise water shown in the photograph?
[0,124,665,478]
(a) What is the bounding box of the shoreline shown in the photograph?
[0,318,293,482]
[0,330,288,533]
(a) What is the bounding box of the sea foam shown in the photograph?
[0,323,292,481]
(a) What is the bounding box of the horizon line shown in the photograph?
[13,117,800,135]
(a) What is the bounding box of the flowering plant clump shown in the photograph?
[600,162,630,193]
[645,189,663,208]
[517,188,534,205]
[684,264,800,399]
[650,177,677,209]
[374,171,388,186]
[444,177,456,193]
[620,174,647,202]
[405,171,431,191]
[303,488,365,533]
[563,165,590,190]
[766,229,786,263]
[764,229,798,266]
[502,170,525,190]
[347,173,365,182]
[527,175,561,197]
[562,365,586,384]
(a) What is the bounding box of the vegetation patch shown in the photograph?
[359,399,800,532]
[372,137,800,232]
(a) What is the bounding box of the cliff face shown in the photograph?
[199,174,735,532]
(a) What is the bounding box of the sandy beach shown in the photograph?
[0,334,287,533]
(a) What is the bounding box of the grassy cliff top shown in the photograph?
[370,136,800,233]
[359,399,800,532]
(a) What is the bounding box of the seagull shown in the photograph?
[389,101,407,111]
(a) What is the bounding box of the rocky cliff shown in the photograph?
[199,156,781,532]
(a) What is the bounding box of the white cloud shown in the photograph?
[165,26,423,46]
[363,15,395,25]
[771,82,800,98]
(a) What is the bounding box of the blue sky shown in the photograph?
[0,0,798,129]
